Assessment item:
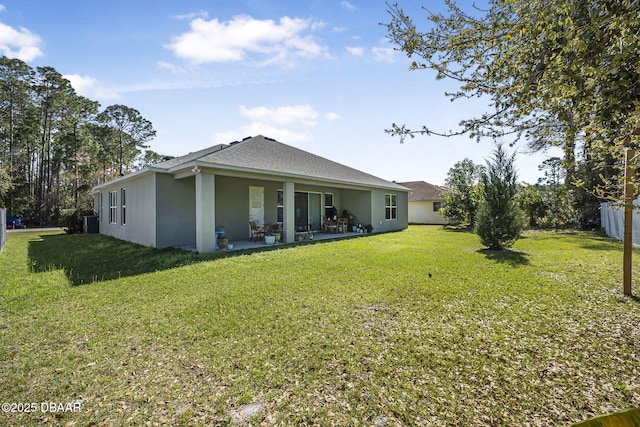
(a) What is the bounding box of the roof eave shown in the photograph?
[91,167,164,192]
[171,161,409,191]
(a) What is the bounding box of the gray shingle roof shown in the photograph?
[154,144,227,170]
[398,181,449,201]
[163,135,408,191]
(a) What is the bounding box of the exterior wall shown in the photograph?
[341,189,371,226]
[214,176,282,241]
[93,171,410,250]
[97,172,157,247]
[408,200,449,225]
[156,174,196,249]
[370,189,409,233]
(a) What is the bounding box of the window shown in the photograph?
[433,201,442,212]
[277,190,283,223]
[324,193,335,219]
[385,193,397,220]
[324,193,333,207]
[109,190,117,224]
[121,188,126,225]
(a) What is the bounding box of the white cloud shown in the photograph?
[346,46,363,56]
[0,22,42,61]
[372,46,395,63]
[309,20,326,31]
[213,104,332,145]
[239,104,319,127]
[64,74,120,100]
[173,10,209,21]
[0,5,6,12]
[157,60,186,74]
[166,15,328,67]
[341,1,357,11]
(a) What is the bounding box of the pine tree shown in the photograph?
[475,143,525,250]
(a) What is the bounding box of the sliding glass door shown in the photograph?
[308,193,321,231]
[295,192,308,232]
[294,191,322,232]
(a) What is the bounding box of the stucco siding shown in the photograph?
[93,168,409,250]
[397,191,409,230]
[214,176,282,241]
[97,172,157,247]
[156,174,196,249]
[408,201,448,225]
[370,189,408,233]
[340,189,371,226]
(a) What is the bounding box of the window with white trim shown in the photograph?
[324,193,334,219]
[433,201,442,212]
[385,194,397,220]
[121,188,126,225]
[277,190,283,223]
[324,193,333,207]
[109,190,117,224]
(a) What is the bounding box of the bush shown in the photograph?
[441,158,485,227]
[60,208,95,234]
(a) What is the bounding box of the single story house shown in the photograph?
[398,180,449,225]
[92,135,409,252]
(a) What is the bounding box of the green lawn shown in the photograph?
[1,226,638,426]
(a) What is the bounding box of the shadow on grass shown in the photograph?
[443,225,474,233]
[529,229,621,251]
[27,232,324,285]
[477,248,530,266]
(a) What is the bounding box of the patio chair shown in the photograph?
[249,221,265,241]
[338,218,348,233]
[323,217,338,233]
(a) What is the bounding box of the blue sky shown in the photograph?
[0,0,561,185]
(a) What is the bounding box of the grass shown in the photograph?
[0,226,639,426]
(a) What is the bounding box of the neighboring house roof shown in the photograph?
[95,135,409,192]
[398,181,449,201]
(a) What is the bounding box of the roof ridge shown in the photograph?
[153,143,228,169]
[186,143,228,159]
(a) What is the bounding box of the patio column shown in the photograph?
[283,181,295,243]
[195,172,215,253]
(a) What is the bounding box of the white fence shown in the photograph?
[0,208,5,253]
[600,201,640,246]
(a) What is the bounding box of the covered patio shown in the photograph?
[179,229,364,252]
[221,229,363,251]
